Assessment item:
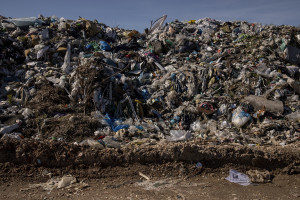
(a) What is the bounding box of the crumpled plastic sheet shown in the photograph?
[225,169,251,186]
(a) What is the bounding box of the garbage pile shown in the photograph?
[1,15,300,148]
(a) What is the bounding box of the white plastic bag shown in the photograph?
[61,43,72,74]
[57,175,77,189]
[79,138,104,148]
[149,15,167,34]
[226,169,251,186]
[190,120,202,132]
[3,17,44,27]
[232,107,251,128]
[167,130,192,142]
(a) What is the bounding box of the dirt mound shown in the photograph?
[0,139,299,177]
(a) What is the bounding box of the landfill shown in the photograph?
[0,15,300,200]
[1,14,299,149]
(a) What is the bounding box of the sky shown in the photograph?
[1,0,300,32]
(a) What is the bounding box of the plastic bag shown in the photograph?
[106,27,116,40]
[102,136,121,148]
[3,17,44,27]
[0,123,20,134]
[79,138,104,148]
[190,120,202,132]
[22,108,33,119]
[226,169,251,186]
[61,43,72,74]
[149,15,167,34]
[231,107,251,128]
[167,130,192,142]
[100,41,112,51]
[57,175,77,189]
[104,114,129,132]
[37,46,50,59]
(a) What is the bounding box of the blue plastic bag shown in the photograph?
[99,41,112,51]
[104,114,129,132]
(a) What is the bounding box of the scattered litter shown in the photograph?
[21,175,88,191]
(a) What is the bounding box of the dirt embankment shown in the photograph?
[0,139,299,175]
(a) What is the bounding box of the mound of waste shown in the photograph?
[0,15,300,149]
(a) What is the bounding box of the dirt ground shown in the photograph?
[0,139,300,199]
[0,167,299,200]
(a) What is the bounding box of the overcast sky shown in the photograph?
[1,0,299,32]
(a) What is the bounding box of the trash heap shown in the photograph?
[1,15,300,148]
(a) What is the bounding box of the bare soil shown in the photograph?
[0,167,299,200]
[0,139,300,199]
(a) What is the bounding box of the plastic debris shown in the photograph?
[243,95,284,114]
[3,17,44,27]
[22,175,88,191]
[167,130,192,142]
[196,162,203,168]
[57,175,77,188]
[232,107,251,128]
[139,172,150,180]
[0,123,20,134]
[79,138,105,149]
[226,169,251,186]
[0,14,300,148]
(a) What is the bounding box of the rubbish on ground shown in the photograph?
[196,162,203,168]
[139,172,150,180]
[225,169,251,186]
[57,175,77,188]
[247,170,271,183]
[23,175,88,191]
